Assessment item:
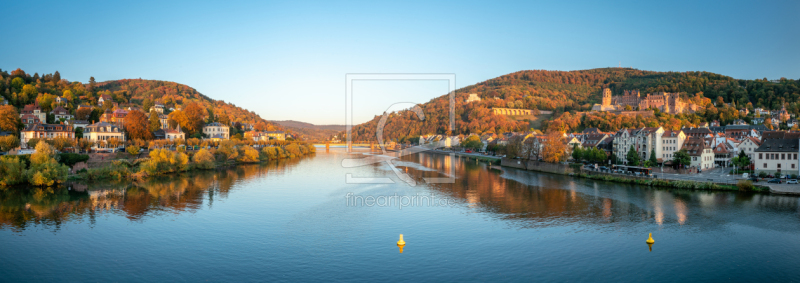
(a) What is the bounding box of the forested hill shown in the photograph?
[95,79,279,130]
[0,69,279,133]
[345,68,800,142]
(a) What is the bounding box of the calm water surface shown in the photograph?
[2,148,800,282]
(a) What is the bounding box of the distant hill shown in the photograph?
[345,68,800,142]
[273,120,345,141]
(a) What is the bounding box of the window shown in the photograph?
[764,163,768,168]
[778,164,782,169]
[795,154,798,160]
[782,154,786,160]
[793,164,796,169]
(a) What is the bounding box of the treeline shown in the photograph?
[346,68,800,141]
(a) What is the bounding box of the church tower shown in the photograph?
[602,88,612,106]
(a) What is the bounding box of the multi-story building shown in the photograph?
[20,123,75,148]
[55,96,70,105]
[20,103,46,122]
[98,94,112,106]
[158,114,169,129]
[154,125,185,141]
[661,130,686,161]
[581,133,609,148]
[51,106,73,121]
[683,127,713,138]
[66,120,90,130]
[150,103,165,114]
[20,114,41,126]
[737,137,761,161]
[683,137,715,170]
[265,131,286,141]
[111,109,128,126]
[635,127,665,162]
[203,122,229,140]
[754,138,799,175]
[84,122,126,149]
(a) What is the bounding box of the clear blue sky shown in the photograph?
[1,0,798,124]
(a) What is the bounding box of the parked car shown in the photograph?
[748,177,759,182]
[788,179,799,184]
[767,178,782,184]
[598,166,609,171]
[465,150,472,153]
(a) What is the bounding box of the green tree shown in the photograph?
[626,145,640,166]
[460,135,482,151]
[648,149,657,166]
[672,149,691,167]
[142,99,154,112]
[572,145,583,161]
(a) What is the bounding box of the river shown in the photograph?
[1,148,800,282]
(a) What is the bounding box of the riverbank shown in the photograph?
[499,157,771,193]
[68,143,316,182]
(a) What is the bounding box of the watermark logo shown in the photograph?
[342,74,456,186]
[345,193,457,209]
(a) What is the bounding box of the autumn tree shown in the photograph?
[255,121,268,131]
[0,105,21,132]
[181,102,206,135]
[0,136,20,152]
[541,131,566,163]
[123,110,153,140]
[148,110,162,132]
[76,107,93,120]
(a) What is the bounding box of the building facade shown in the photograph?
[203,122,229,140]
[84,122,126,149]
[20,123,75,148]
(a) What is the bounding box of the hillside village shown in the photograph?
[0,69,292,155]
[419,100,800,177]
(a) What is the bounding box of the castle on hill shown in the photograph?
[591,88,700,114]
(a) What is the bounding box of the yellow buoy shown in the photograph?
[646,233,655,244]
[397,234,406,246]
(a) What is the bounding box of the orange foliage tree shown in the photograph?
[541,130,566,163]
[123,110,154,140]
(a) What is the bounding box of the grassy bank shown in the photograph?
[575,172,769,192]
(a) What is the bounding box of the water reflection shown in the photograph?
[0,158,304,232]
[2,150,800,234]
[395,152,800,231]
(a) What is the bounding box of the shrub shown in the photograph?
[284,144,301,157]
[775,172,782,178]
[192,149,216,169]
[140,148,189,175]
[84,163,131,180]
[737,180,755,191]
[237,146,260,163]
[758,171,768,178]
[0,156,27,186]
[217,141,238,162]
[262,147,281,160]
[26,141,69,186]
[126,145,140,156]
